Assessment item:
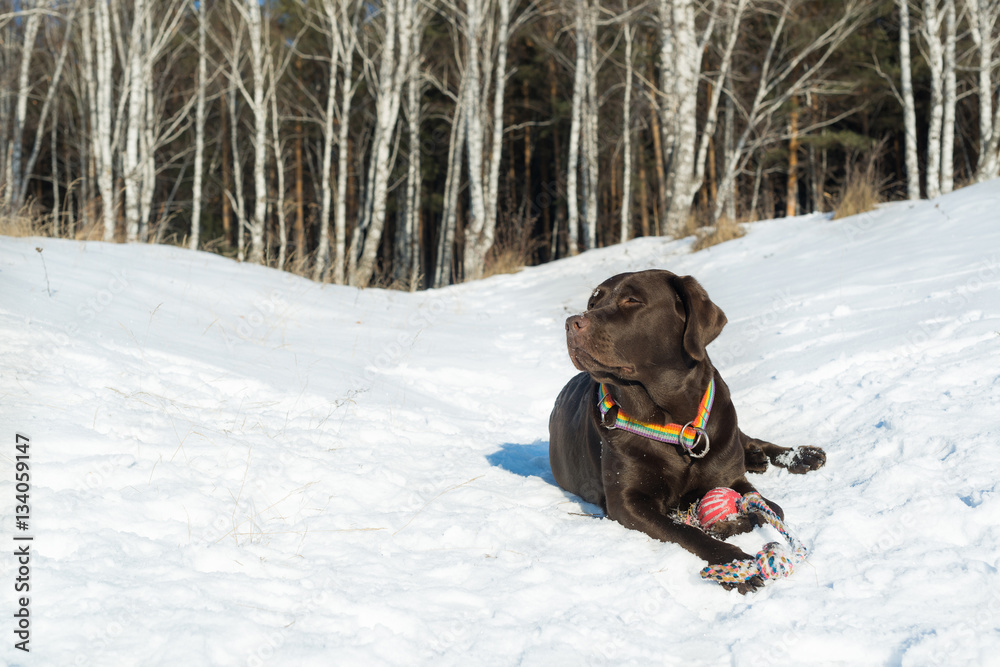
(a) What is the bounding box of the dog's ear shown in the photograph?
[670,275,727,361]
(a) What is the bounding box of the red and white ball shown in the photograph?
[697,487,742,528]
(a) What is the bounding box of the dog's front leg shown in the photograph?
[740,432,826,474]
[608,490,751,565]
[607,490,765,594]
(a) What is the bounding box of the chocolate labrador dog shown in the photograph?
[549,270,825,593]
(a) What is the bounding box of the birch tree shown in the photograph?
[580,0,598,251]
[713,0,869,222]
[15,2,78,210]
[565,0,588,254]
[270,70,288,269]
[919,0,947,198]
[228,79,247,260]
[309,0,360,283]
[242,0,269,263]
[433,80,467,288]
[898,0,921,199]
[333,8,360,284]
[92,0,116,241]
[462,0,523,280]
[692,0,745,221]
[966,0,1000,181]
[5,0,41,211]
[656,0,746,233]
[657,0,702,236]
[348,0,415,286]
[189,0,208,250]
[122,0,187,242]
[216,7,249,260]
[312,0,343,281]
[215,0,271,261]
[395,1,427,288]
[941,0,957,194]
[123,0,148,242]
[563,0,601,254]
[619,11,634,244]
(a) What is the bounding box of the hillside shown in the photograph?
[2,180,999,665]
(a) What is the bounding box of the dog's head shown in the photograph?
[566,270,727,390]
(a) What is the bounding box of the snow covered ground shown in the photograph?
[2,179,1000,666]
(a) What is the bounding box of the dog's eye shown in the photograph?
[622,296,642,306]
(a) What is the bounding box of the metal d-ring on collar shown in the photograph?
[679,421,710,458]
[597,377,716,458]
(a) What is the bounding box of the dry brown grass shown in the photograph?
[0,201,46,237]
[833,139,888,220]
[480,195,543,279]
[370,270,423,292]
[482,244,534,278]
[833,163,883,220]
[691,215,746,252]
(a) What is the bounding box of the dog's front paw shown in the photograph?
[707,513,758,539]
[744,445,770,473]
[720,575,765,595]
[776,446,826,474]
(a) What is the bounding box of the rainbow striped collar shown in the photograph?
[597,377,715,458]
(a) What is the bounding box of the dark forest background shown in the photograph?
[1,0,996,288]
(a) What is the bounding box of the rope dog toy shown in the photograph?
[678,487,808,585]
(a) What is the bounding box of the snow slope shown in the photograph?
[2,180,1000,666]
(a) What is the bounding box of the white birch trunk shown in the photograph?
[566,0,586,255]
[17,2,77,209]
[463,0,513,280]
[334,12,358,285]
[662,0,700,236]
[80,3,97,233]
[941,0,956,195]
[228,82,247,261]
[190,0,207,250]
[271,99,287,268]
[95,0,116,242]
[400,16,423,288]
[140,45,155,242]
[124,0,147,242]
[247,0,268,264]
[899,0,921,199]
[581,0,598,250]
[967,0,1000,181]
[0,41,8,203]
[117,0,186,242]
[7,1,41,210]
[350,0,413,286]
[693,0,746,211]
[435,89,467,288]
[722,75,736,220]
[620,18,634,244]
[483,0,511,260]
[921,0,945,199]
[313,0,342,281]
[462,0,487,280]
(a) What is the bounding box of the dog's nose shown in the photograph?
[566,314,589,333]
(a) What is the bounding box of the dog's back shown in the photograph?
[548,372,604,509]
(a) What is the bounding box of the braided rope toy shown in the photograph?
[677,487,808,586]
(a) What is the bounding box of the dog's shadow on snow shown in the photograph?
[486,441,558,487]
[487,442,605,516]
